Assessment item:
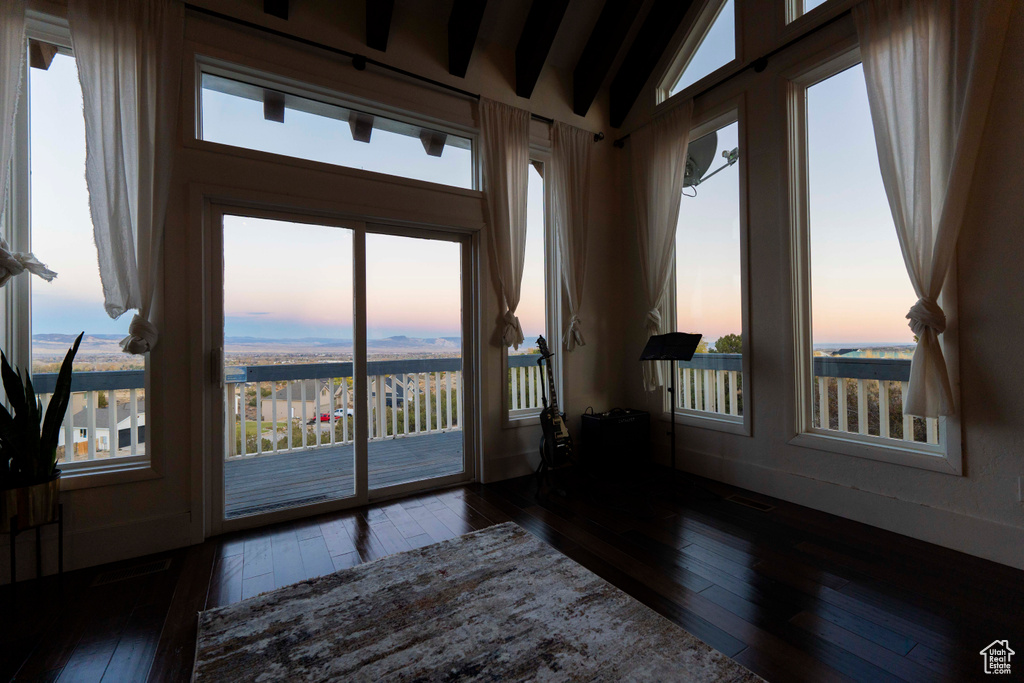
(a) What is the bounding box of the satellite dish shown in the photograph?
[684,131,717,187]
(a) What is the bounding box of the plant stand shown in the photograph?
[8,503,63,587]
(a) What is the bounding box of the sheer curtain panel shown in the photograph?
[854,0,1012,417]
[0,0,56,287]
[551,122,592,352]
[69,0,183,353]
[479,98,531,350]
[630,101,693,391]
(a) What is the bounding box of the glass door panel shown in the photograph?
[365,233,464,489]
[222,216,356,519]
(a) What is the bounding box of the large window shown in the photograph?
[4,34,149,479]
[661,0,736,100]
[672,118,744,425]
[506,161,556,419]
[199,70,474,189]
[792,57,950,467]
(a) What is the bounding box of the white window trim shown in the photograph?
[785,45,963,476]
[503,149,562,429]
[783,0,859,36]
[663,99,751,437]
[655,0,743,108]
[3,13,160,489]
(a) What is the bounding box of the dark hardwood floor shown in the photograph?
[4,469,1022,682]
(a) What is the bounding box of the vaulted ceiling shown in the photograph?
[261,0,697,128]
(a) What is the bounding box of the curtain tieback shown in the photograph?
[563,315,586,351]
[502,310,525,350]
[906,298,946,336]
[645,308,662,336]
[121,314,159,354]
[0,241,57,288]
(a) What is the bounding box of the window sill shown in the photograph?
[659,409,749,436]
[503,411,541,430]
[59,457,159,491]
[789,431,959,475]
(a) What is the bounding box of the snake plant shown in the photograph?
[0,332,82,489]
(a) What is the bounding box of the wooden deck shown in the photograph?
[224,431,463,518]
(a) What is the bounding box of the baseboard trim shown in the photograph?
[1,511,192,585]
[676,447,1024,570]
[483,451,537,483]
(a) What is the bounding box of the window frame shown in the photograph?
[656,0,743,107]
[3,13,160,489]
[664,100,751,437]
[786,45,963,475]
[192,56,480,193]
[503,150,562,428]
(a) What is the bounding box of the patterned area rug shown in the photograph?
[193,522,762,682]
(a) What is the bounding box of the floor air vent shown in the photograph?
[726,495,775,512]
[92,558,172,586]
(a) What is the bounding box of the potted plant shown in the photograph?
[0,332,82,533]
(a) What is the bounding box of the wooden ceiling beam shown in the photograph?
[608,0,695,127]
[572,0,644,117]
[366,0,395,52]
[514,0,570,99]
[263,0,288,20]
[447,0,488,78]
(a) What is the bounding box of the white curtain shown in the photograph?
[479,98,531,349]
[0,0,56,287]
[854,0,1012,417]
[69,0,183,353]
[630,101,693,391]
[551,122,592,352]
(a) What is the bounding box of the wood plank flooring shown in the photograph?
[224,431,463,517]
[4,468,1022,682]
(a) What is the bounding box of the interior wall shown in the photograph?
[616,4,1024,570]
[3,0,626,580]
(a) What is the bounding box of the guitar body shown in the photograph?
[539,407,573,468]
[536,336,574,470]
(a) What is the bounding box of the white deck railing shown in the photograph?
[811,355,938,445]
[224,359,463,460]
[507,353,546,415]
[34,370,146,466]
[673,353,938,446]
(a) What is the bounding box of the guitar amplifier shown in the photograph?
[580,408,650,472]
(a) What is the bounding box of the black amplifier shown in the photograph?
[580,408,650,472]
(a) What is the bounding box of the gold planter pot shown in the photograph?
[1,471,61,533]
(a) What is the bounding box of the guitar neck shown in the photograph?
[544,355,559,413]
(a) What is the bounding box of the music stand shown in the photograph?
[640,332,702,470]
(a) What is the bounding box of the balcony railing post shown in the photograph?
[879,380,891,438]
[729,371,739,416]
[857,379,868,435]
[411,374,419,432]
[901,382,913,441]
[131,388,140,456]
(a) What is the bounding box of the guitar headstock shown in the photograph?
[536,335,552,359]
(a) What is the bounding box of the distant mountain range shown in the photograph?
[32,334,462,356]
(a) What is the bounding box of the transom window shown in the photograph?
[660,0,736,100]
[199,69,474,189]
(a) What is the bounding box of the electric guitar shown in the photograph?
[536,336,574,469]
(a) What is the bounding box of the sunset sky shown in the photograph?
[29,46,913,350]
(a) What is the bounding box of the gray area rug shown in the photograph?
[193,522,763,682]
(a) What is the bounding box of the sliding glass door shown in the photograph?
[215,210,471,527]
[365,232,465,490]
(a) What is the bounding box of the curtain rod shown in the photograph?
[184,3,605,142]
[612,7,853,148]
